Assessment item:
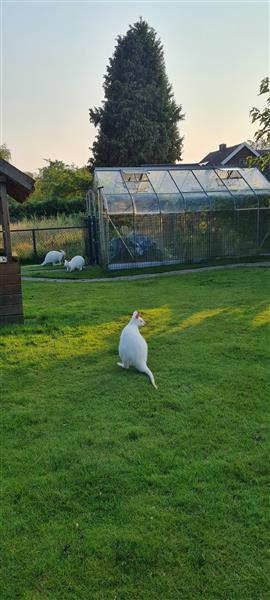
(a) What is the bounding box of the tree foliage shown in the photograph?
[8,160,92,221]
[0,144,11,161]
[89,19,184,168]
[31,160,92,202]
[250,77,270,146]
[248,78,270,173]
[246,138,269,150]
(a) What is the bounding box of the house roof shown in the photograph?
[201,143,259,165]
[257,148,270,156]
[0,158,34,203]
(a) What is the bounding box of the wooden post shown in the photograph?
[0,177,12,261]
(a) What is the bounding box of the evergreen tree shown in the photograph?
[89,19,184,168]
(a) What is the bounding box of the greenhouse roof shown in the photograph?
[94,166,270,214]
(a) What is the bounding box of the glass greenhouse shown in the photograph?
[87,166,270,269]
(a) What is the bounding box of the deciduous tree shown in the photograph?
[248,78,270,173]
[0,144,11,161]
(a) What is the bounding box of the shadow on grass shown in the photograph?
[2,302,269,382]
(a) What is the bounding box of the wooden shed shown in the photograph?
[0,159,34,325]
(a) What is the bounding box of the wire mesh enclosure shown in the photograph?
[9,226,87,264]
[89,166,270,270]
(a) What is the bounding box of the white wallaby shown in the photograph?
[64,256,85,272]
[41,250,65,266]
[118,311,157,389]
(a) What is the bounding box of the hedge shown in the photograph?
[8,197,86,221]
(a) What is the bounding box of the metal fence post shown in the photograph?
[84,217,91,264]
[89,216,95,265]
[84,216,98,265]
[32,228,37,260]
[92,215,99,265]
[257,207,260,253]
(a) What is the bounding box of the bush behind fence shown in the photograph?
[6,225,88,264]
[8,197,85,221]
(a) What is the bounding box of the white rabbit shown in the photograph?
[118,311,157,389]
[41,250,65,266]
[64,256,85,272]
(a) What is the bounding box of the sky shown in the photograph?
[1,0,269,173]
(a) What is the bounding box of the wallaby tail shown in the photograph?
[41,260,46,266]
[143,365,158,389]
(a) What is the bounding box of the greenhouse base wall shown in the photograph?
[107,252,269,271]
[108,258,185,270]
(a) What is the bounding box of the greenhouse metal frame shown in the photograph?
[88,166,270,270]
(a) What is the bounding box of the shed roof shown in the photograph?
[0,158,35,203]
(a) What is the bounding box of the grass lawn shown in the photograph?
[1,267,270,599]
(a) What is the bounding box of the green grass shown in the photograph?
[21,254,270,280]
[1,268,270,599]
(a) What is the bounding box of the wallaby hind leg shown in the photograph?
[142,365,158,389]
[117,362,129,369]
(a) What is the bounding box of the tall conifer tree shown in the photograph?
[89,19,184,168]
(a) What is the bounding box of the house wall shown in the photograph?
[226,147,255,167]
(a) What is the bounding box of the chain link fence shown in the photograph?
[7,225,89,264]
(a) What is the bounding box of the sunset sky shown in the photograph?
[1,0,269,173]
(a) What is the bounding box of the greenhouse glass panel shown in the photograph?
[239,168,270,190]
[105,194,134,214]
[259,210,270,252]
[185,213,210,261]
[109,216,135,263]
[235,211,258,256]
[158,194,185,213]
[208,192,235,210]
[95,170,126,194]
[122,171,153,194]
[216,169,257,208]
[132,193,160,214]
[258,192,270,208]
[122,170,148,183]
[210,211,236,258]
[183,192,210,211]
[162,214,186,262]
[216,169,250,192]
[239,168,270,208]
[134,216,163,262]
[148,170,180,193]
[195,169,227,191]
[170,170,204,193]
[234,192,258,209]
